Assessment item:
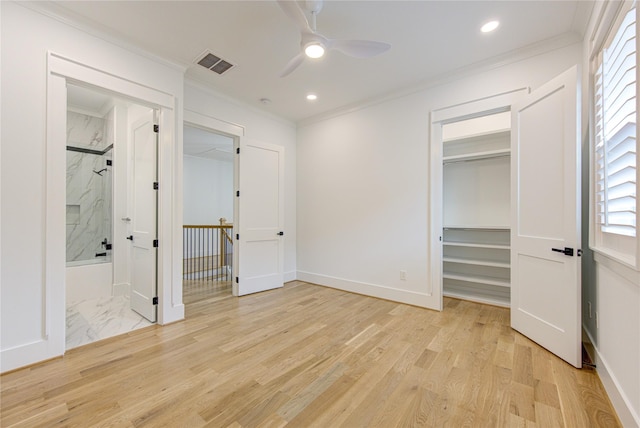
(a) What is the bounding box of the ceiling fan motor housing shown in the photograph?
[304,0,323,14]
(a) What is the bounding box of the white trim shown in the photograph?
[184,79,296,129]
[284,270,297,283]
[429,88,528,315]
[184,109,245,138]
[298,33,580,127]
[49,52,175,108]
[0,51,185,373]
[588,0,639,269]
[297,271,437,308]
[17,1,187,73]
[584,328,640,427]
[593,251,640,286]
[431,89,527,124]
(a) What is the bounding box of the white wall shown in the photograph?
[580,2,640,425]
[0,2,184,372]
[183,155,233,225]
[184,83,297,281]
[297,40,583,306]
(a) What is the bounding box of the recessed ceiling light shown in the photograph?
[259,98,272,105]
[304,43,325,59]
[306,94,318,101]
[481,20,500,33]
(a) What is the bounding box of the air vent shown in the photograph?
[196,52,235,75]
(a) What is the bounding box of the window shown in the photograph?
[594,3,637,238]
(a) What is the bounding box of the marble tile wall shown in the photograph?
[66,111,113,263]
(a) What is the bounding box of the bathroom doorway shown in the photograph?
[65,84,157,350]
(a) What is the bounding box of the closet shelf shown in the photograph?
[443,148,510,163]
[443,290,510,308]
[443,225,510,231]
[443,272,510,288]
[443,241,510,250]
[443,129,510,145]
[443,256,510,269]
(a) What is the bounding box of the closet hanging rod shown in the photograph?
[443,153,510,164]
[443,226,510,231]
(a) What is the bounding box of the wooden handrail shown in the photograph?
[183,225,232,229]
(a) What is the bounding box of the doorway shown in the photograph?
[65,84,157,350]
[182,125,235,304]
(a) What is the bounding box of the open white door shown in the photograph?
[511,66,581,367]
[130,111,158,322]
[235,138,285,296]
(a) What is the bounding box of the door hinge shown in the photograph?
[153,182,159,190]
[152,297,158,305]
[153,124,159,133]
[235,277,239,284]
[236,190,240,197]
[236,147,240,154]
[236,234,239,240]
[153,239,159,248]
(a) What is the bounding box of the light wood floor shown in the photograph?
[1,281,620,427]
[183,278,232,305]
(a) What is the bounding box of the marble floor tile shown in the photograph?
[66,295,153,350]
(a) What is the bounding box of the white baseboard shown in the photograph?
[584,327,640,427]
[284,270,297,283]
[1,337,64,373]
[296,271,437,309]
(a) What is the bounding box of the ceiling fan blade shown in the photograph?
[329,39,391,58]
[277,0,312,33]
[280,52,306,77]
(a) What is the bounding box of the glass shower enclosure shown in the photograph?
[66,109,113,265]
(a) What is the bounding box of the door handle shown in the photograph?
[277,231,284,236]
[552,247,574,256]
[126,235,133,241]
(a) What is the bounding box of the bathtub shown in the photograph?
[66,260,113,305]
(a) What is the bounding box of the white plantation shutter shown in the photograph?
[595,4,637,237]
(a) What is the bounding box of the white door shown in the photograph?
[511,66,581,367]
[130,112,158,321]
[235,138,285,296]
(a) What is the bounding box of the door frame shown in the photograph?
[183,109,244,297]
[41,52,181,365]
[429,88,529,311]
[428,87,530,310]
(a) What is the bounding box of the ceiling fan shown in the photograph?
[277,0,391,77]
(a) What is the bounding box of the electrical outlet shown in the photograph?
[400,270,407,280]
[588,301,592,318]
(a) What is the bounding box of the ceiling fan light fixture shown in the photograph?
[304,43,325,58]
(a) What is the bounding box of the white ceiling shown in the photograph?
[184,126,234,162]
[49,0,591,123]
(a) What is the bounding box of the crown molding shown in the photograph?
[16,1,188,73]
[298,32,582,128]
